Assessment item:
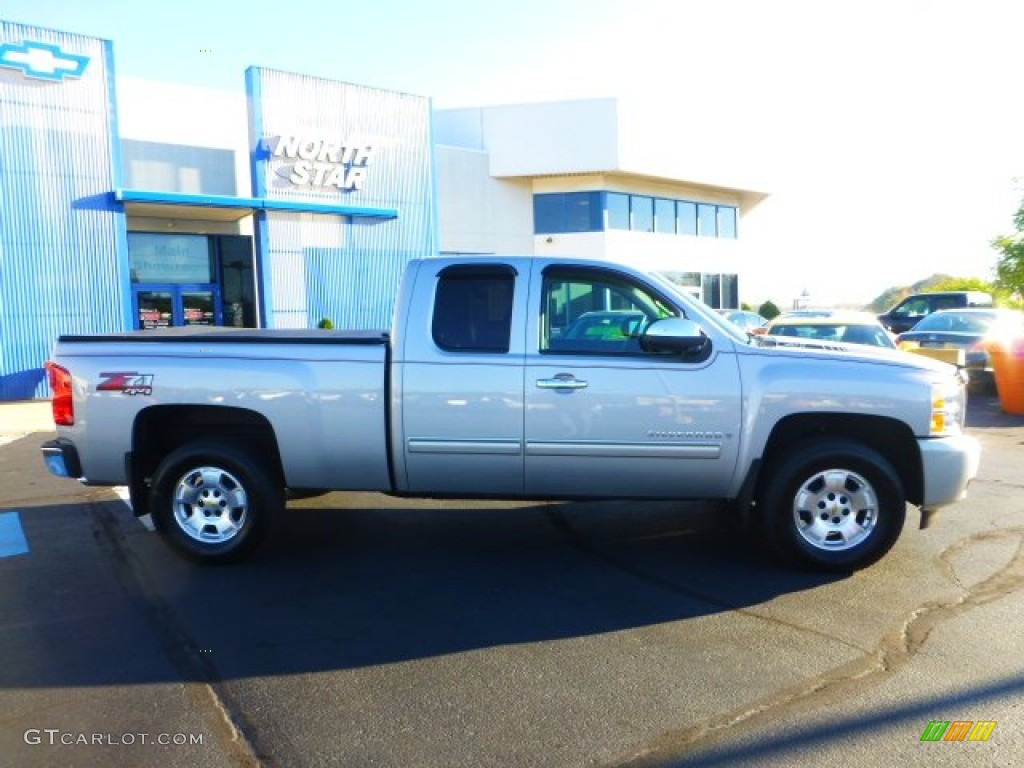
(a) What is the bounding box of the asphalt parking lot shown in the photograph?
[1,394,1023,767]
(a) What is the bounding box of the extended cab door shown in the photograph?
[395,263,526,495]
[524,264,742,498]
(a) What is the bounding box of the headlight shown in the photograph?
[930,377,965,436]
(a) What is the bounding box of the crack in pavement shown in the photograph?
[605,526,1024,766]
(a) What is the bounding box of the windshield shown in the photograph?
[767,322,897,349]
[913,311,997,333]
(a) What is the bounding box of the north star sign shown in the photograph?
[265,135,374,191]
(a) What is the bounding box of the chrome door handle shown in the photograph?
[536,375,588,390]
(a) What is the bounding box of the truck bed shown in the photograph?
[58,328,389,345]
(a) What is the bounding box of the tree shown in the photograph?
[993,198,1024,300]
[928,276,997,293]
[758,300,781,320]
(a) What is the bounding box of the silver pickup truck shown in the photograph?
[41,256,981,571]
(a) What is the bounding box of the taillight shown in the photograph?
[45,361,74,426]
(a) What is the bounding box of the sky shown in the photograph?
[5,0,1024,307]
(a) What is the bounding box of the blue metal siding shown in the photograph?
[247,68,436,330]
[0,22,127,399]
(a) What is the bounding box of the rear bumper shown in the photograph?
[41,438,83,479]
[918,434,982,509]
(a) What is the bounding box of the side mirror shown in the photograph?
[640,317,708,354]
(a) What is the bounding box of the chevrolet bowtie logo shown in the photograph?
[0,40,90,82]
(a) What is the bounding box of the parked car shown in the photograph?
[760,310,897,349]
[878,291,994,335]
[896,308,1024,391]
[561,310,647,341]
[716,309,768,333]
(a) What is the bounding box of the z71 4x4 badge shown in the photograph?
[97,372,154,396]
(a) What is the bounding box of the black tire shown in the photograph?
[149,440,282,565]
[760,438,906,572]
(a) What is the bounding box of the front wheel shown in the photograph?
[149,440,282,564]
[760,438,906,572]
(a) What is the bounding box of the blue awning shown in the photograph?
[113,188,398,220]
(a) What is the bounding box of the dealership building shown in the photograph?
[0,19,768,400]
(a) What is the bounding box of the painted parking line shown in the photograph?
[0,510,30,558]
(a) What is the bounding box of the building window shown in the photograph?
[697,204,718,237]
[677,202,697,236]
[567,192,602,232]
[717,206,737,239]
[533,193,738,240]
[723,274,739,308]
[533,192,603,234]
[606,192,630,230]
[128,233,213,283]
[658,271,702,297]
[654,198,675,234]
[631,195,654,232]
[702,273,722,309]
[533,194,564,235]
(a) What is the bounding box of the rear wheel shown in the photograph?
[761,438,906,572]
[149,440,282,564]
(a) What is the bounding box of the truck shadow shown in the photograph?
[168,497,843,679]
[2,494,844,688]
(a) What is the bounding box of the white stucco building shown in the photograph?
[434,98,769,307]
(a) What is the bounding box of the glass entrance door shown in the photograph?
[133,284,222,330]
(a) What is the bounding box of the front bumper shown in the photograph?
[918,434,982,509]
[41,438,83,479]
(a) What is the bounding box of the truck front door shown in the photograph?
[524,265,742,498]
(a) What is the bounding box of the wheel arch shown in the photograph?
[753,413,922,509]
[128,405,284,518]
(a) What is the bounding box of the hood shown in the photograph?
[748,336,958,375]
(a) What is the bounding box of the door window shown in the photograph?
[431,265,515,353]
[182,290,217,325]
[541,271,677,355]
[137,291,174,330]
[134,285,222,329]
[893,297,930,319]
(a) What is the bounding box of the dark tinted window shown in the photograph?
[891,296,931,318]
[432,267,515,353]
[565,192,603,232]
[533,192,603,234]
[533,194,563,234]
